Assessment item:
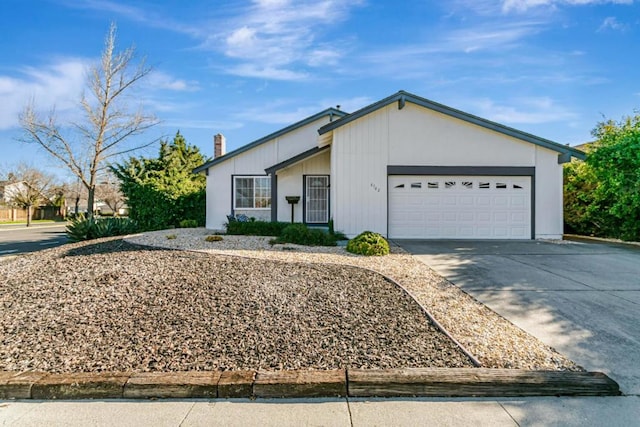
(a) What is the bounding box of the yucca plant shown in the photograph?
[66,214,94,242]
[66,215,138,242]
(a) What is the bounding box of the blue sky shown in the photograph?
[0,0,638,181]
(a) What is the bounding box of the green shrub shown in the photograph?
[205,235,224,242]
[275,223,337,246]
[225,220,291,236]
[166,234,177,240]
[178,219,198,228]
[66,215,94,242]
[346,231,390,256]
[66,215,139,242]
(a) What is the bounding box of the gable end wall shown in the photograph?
[331,103,564,238]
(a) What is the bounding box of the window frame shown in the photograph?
[233,175,271,210]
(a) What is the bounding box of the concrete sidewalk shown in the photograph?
[2,396,639,426]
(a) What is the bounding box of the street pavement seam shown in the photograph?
[177,401,197,427]
[345,397,355,427]
[497,401,521,427]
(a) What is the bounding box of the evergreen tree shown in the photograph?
[112,132,207,230]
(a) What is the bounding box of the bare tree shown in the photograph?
[3,164,55,227]
[19,23,159,218]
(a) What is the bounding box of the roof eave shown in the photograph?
[318,90,587,160]
[192,107,347,174]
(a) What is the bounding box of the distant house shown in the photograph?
[194,90,585,240]
[0,181,30,205]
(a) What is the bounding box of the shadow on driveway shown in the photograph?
[396,239,640,395]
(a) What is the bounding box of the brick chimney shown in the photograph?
[214,133,226,158]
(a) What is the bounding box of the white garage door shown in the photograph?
[389,175,531,239]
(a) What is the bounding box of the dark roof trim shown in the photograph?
[387,165,535,176]
[193,108,347,174]
[318,90,586,161]
[265,145,329,175]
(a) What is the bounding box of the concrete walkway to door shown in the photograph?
[396,239,640,396]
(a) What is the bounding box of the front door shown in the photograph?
[305,175,329,224]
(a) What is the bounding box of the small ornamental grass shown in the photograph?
[346,231,390,256]
[205,235,224,242]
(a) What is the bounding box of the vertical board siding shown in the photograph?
[332,106,390,237]
[204,116,332,230]
[275,151,330,223]
[330,102,565,239]
[534,146,564,238]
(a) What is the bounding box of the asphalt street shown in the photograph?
[0,223,68,258]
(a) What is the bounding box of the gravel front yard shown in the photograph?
[0,229,581,374]
[0,238,473,373]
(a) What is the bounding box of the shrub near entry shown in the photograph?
[178,219,198,228]
[346,231,390,256]
[225,220,291,236]
[276,223,337,246]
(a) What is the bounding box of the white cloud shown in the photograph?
[465,97,576,124]
[59,0,201,37]
[205,0,362,80]
[233,95,371,126]
[163,119,244,131]
[0,58,88,130]
[452,0,633,14]
[306,48,342,67]
[598,16,626,31]
[234,100,320,125]
[145,71,200,92]
[226,64,309,81]
[445,22,543,52]
[502,0,633,13]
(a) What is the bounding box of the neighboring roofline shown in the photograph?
[318,90,586,161]
[193,108,347,174]
[265,145,330,175]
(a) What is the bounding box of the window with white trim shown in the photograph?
[234,176,271,209]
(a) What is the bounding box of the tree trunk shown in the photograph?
[26,204,32,227]
[87,186,95,219]
[75,197,79,215]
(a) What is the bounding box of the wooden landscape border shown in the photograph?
[0,368,620,400]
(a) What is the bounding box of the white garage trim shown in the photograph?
[387,166,535,240]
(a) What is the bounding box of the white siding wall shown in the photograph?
[387,103,536,165]
[276,150,330,223]
[331,108,389,237]
[330,102,564,238]
[534,146,564,239]
[204,116,332,229]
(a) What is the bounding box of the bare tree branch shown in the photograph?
[18,23,158,217]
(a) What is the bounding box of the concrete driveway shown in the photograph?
[397,239,640,396]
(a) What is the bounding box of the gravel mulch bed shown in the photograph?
[0,238,473,373]
[126,229,581,371]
